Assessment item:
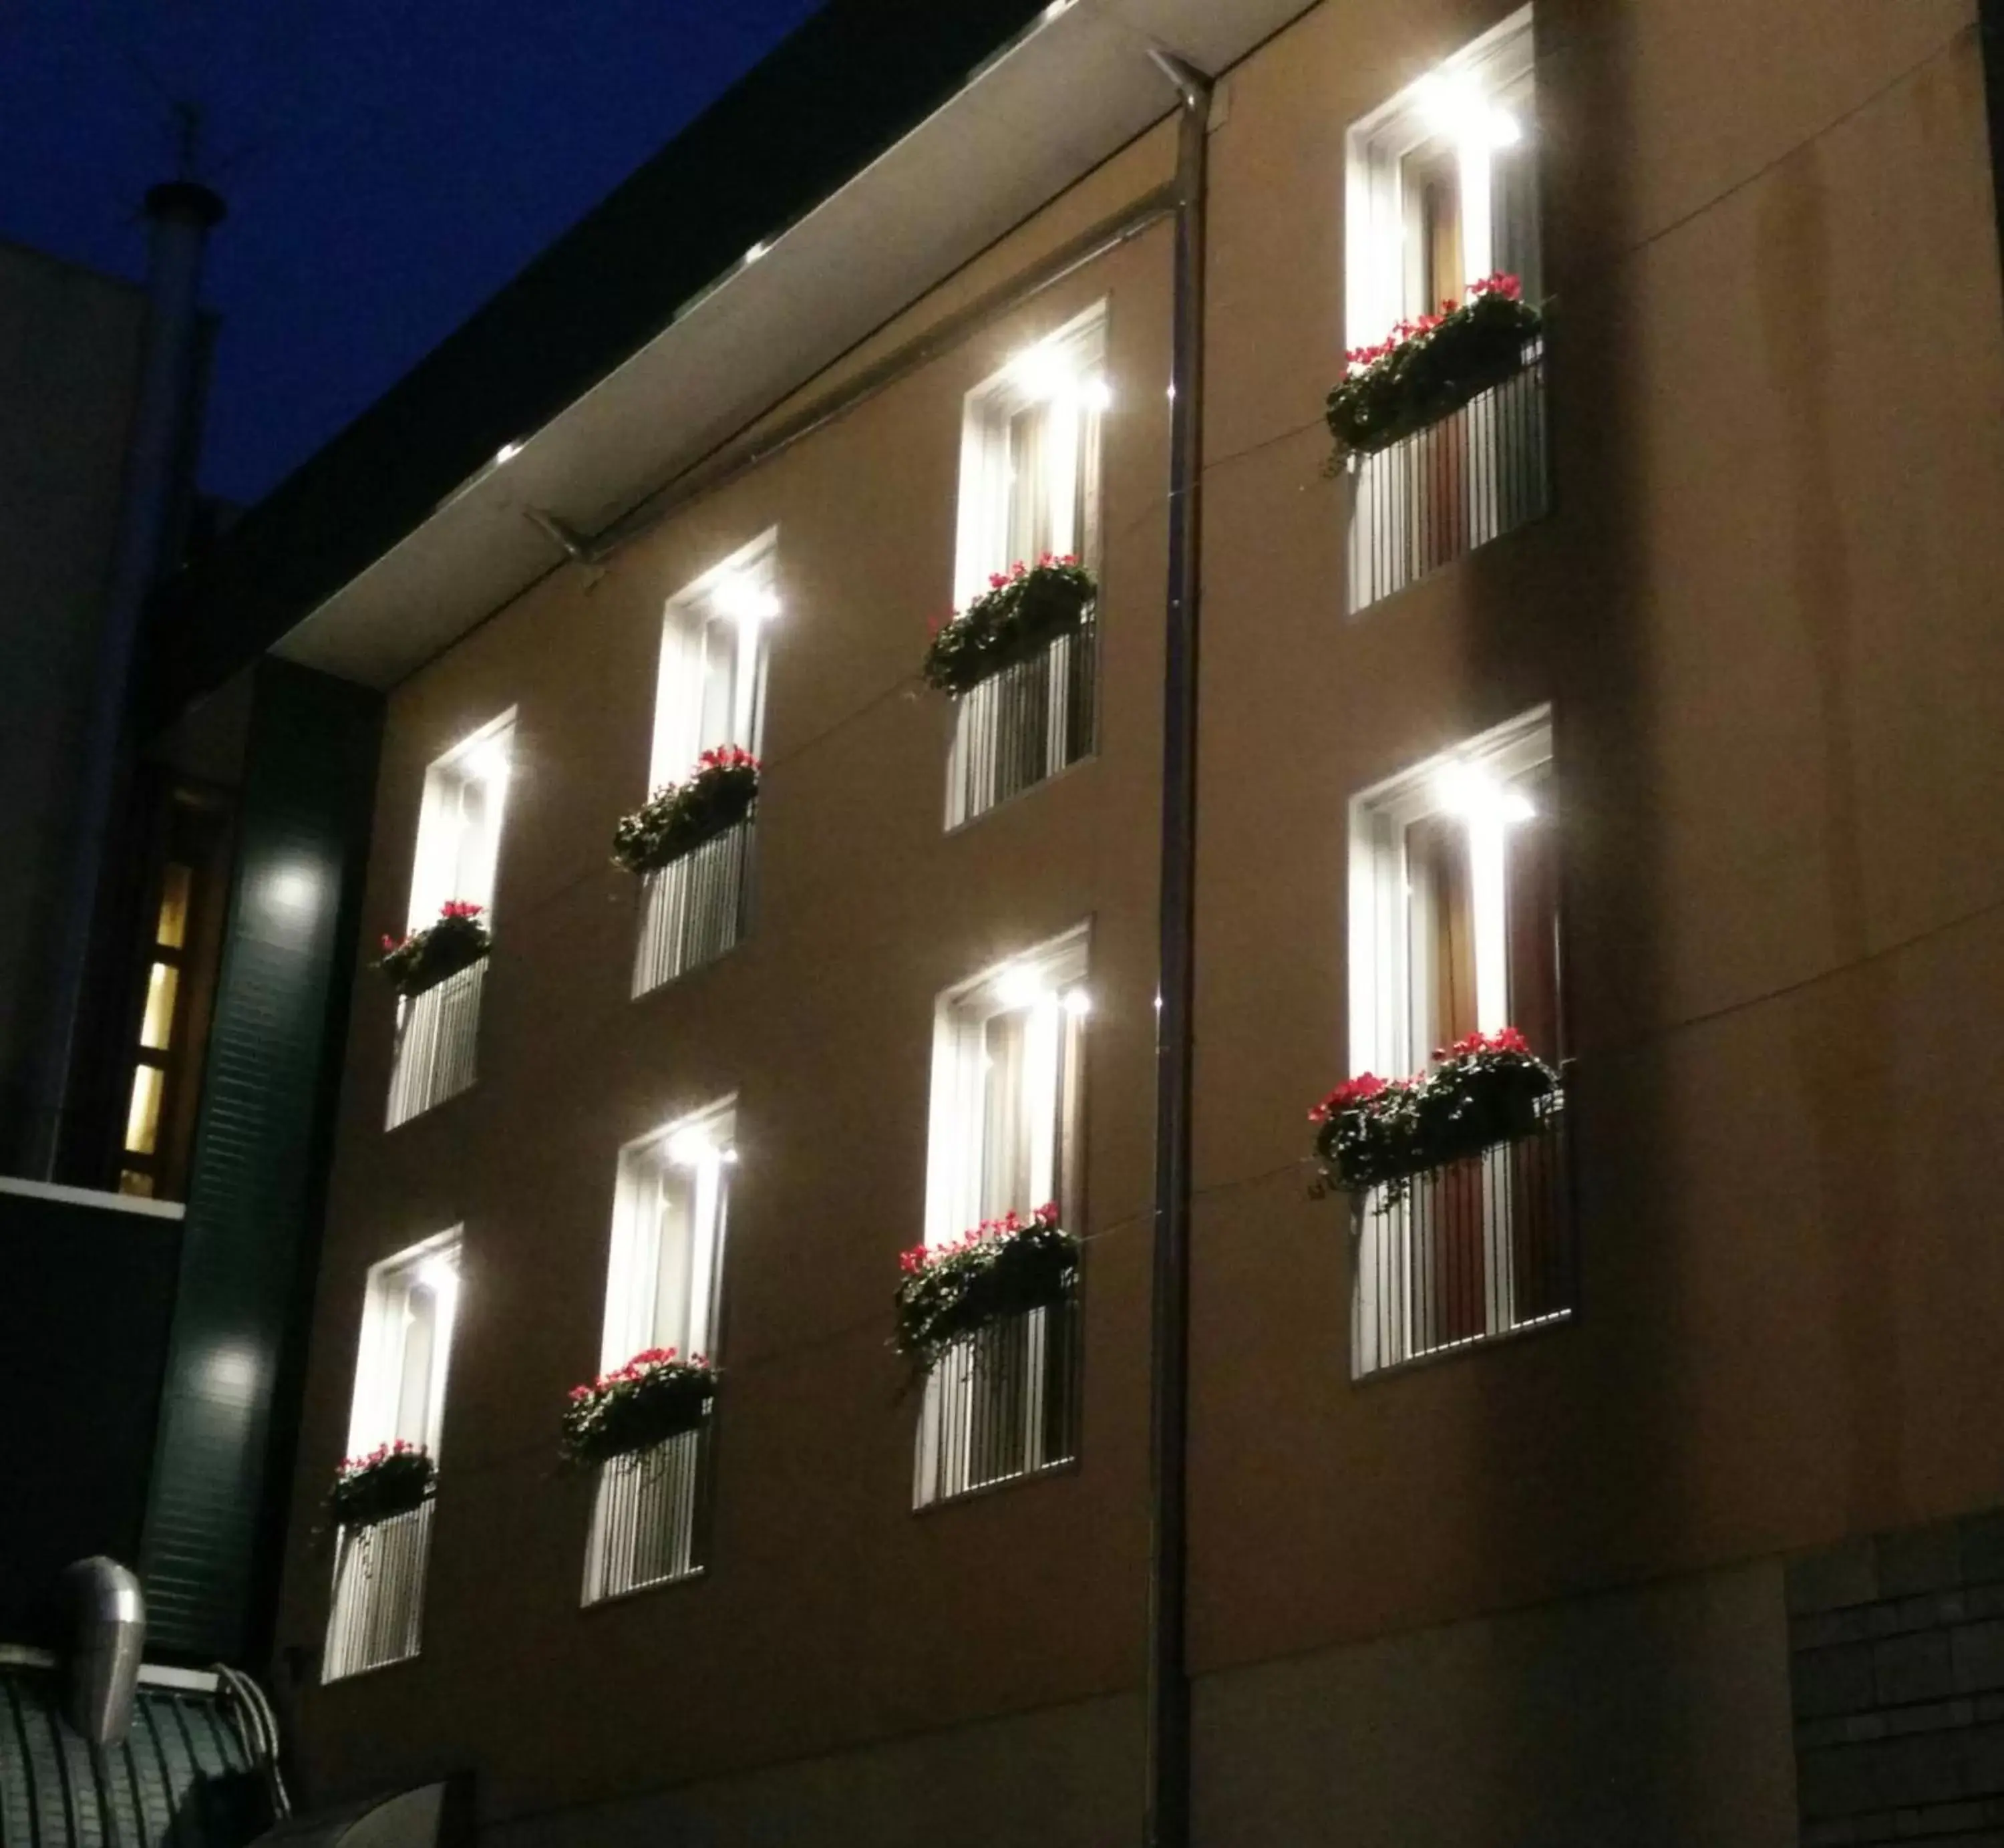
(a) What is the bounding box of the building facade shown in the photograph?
[104,0,2004,1842]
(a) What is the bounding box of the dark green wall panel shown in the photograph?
[140,657,380,1660]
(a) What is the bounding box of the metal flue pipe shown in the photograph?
[29,178,223,1176]
[1145,45,1211,1848]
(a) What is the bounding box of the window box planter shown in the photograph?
[613,748,760,878]
[923,558,1096,698]
[330,1440,436,1528]
[894,1205,1079,1376]
[1310,1027,1560,1211]
[377,903,490,998]
[1327,275,1544,463]
[561,1348,718,1467]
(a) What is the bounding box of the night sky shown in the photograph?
[3,1,826,508]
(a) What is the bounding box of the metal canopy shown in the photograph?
[266,0,1312,690]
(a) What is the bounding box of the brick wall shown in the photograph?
[1789,1511,2004,1846]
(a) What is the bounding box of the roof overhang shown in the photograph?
[259,0,1313,690]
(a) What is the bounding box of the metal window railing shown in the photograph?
[386,959,486,1128]
[581,1418,713,1603]
[914,1297,1079,1508]
[323,1497,434,1681]
[633,820,753,997]
[1346,343,1549,614]
[1351,1112,1572,1380]
[947,621,1096,827]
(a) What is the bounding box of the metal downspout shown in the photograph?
[1145,47,1210,1848]
[1981,0,2004,294]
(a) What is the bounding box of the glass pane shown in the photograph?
[139,961,180,1052]
[155,864,192,949]
[980,1009,1033,1217]
[651,1164,699,1354]
[1006,404,1048,566]
[396,1287,439,1448]
[124,1064,164,1157]
[695,613,739,754]
[1405,812,1478,1056]
[119,1169,155,1199]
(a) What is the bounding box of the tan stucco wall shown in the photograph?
[273,0,2004,1838]
[1192,1559,1798,1848]
[0,244,145,1144]
[279,126,1178,1823]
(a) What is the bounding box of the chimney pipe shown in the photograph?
[28,177,224,1178]
[61,1557,147,1746]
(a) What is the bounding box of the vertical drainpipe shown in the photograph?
[1981,0,2004,287]
[30,178,225,1178]
[1145,47,1211,1848]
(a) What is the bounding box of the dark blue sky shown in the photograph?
[3,1,826,507]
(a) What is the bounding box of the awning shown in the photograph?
[246,1784,458,1848]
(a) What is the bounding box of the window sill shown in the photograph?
[943,747,1098,840]
[1352,1305,1574,1388]
[912,1452,1080,1517]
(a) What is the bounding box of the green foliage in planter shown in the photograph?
[331,1440,434,1527]
[612,748,759,877]
[1310,1028,1560,1211]
[560,1348,717,1466]
[922,557,1095,697]
[1326,275,1544,462]
[377,903,490,997]
[894,1205,1078,1373]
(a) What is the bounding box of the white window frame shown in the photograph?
[408,711,516,932]
[1347,710,1558,1375]
[954,304,1108,607]
[345,1229,463,1464]
[1348,707,1553,1084]
[1345,7,1539,353]
[925,926,1090,1248]
[601,1101,736,1374]
[650,532,779,792]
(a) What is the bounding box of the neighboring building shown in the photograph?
[23,0,2004,1843]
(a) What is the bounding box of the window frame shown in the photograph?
[925,925,1091,1250]
[954,303,1109,606]
[408,710,517,933]
[600,1101,737,1375]
[649,532,779,793]
[1344,6,1540,355]
[1348,706,1556,1086]
[344,1229,464,1465]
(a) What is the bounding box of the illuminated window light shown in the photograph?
[667,1124,719,1169]
[416,1252,460,1296]
[462,737,512,786]
[713,571,781,627]
[995,964,1047,1010]
[1413,69,1520,148]
[1434,762,1534,826]
[1063,987,1092,1018]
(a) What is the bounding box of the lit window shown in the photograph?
[325,1231,459,1681]
[1347,709,1570,1373]
[601,1102,735,1374]
[633,535,776,997]
[408,713,515,932]
[387,714,513,1128]
[946,305,1106,825]
[1343,7,1546,609]
[345,1233,462,1462]
[916,929,1088,1503]
[651,536,776,789]
[584,1102,735,1601]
